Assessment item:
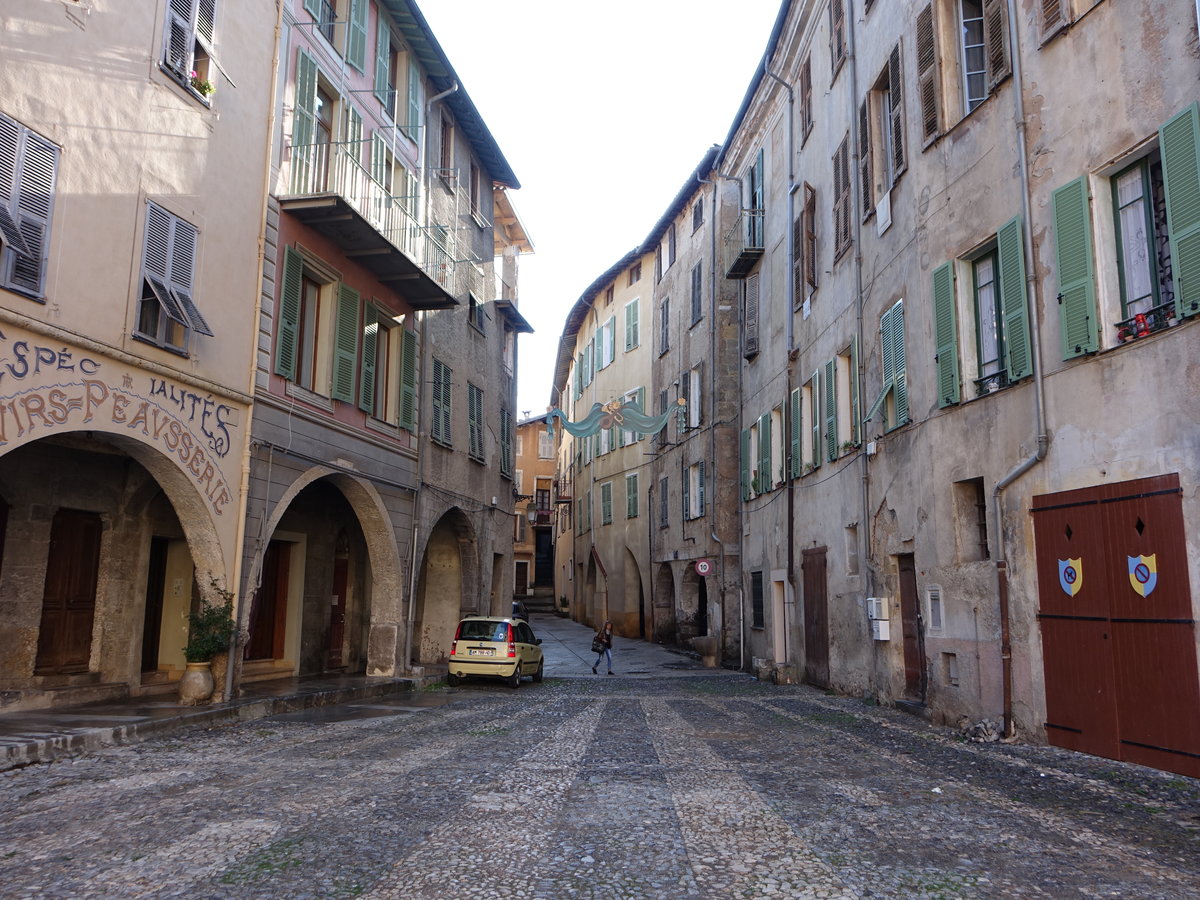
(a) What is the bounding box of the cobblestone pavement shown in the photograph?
[2,676,1198,899]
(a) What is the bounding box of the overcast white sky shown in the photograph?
[418,1,783,415]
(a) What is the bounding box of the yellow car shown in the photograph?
[447,616,544,688]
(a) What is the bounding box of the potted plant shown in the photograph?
[189,70,215,98]
[179,592,235,704]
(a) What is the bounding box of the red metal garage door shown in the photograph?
[1032,474,1200,778]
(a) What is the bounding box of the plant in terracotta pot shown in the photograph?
[179,590,235,705]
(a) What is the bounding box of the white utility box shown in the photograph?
[870,619,891,641]
[866,597,890,620]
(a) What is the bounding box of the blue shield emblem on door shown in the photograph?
[1127,555,1158,597]
[1058,558,1082,597]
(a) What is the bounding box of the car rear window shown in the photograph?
[459,620,508,641]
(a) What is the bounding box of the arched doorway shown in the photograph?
[622,547,644,638]
[413,508,476,665]
[680,564,709,643]
[653,563,677,643]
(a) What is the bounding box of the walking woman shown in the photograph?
[592,620,614,675]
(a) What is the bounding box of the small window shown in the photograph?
[0,113,59,298]
[751,571,765,628]
[954,478,990,561]
[691,200,704,233]
[626,473,639,519]
[684,461,706,520]
[667,223,677,268]
[659,298,670,355]
[162,0,217,101]
[845,524,859,576]
[624,298,640,350]
[136,202,213,355]
[658,477,669,528]
[431,358,452,446]
[600,482,613,525]
[943,651,960,686]
[928,585,944,631]
[467,382,484,461]
[468,294,485,332]
[690,264,703,325]
[628,262,641,286]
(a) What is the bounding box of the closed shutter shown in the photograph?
[275,247,304,379]
[358,302,378,413]
[332,284,360,403]
[932,261,959,406]
[432,359,451,444]
[291,50,318,194]
[373,21,391,110]
[1052,177,1098,357]
[346,0,368,72]
[759,413,772,491]
[893,302,909,424]
[406,59,422,142]
[804,183,818,290]
[859,99,872,216]
[468,385,483,459]
[1160,102,1200,320]
[692,264,703,321]
[142,203,190,329]
[982,0,1011,88]
[916,4,941,144]
[830,0,846,72]
[682,463,690,520]
[1041,0,1068,39]
[2,118,57,296]
[745,272,760,356]
[164,0,195,76]
[698,461,706,517]
[601,483,612,524]
[626,474,638,519]
[399,327,417,429]
[810,370,822,468]
[741,429,751,500]
[889,44,906,177]
[997,216,1033,379]
[790,387,802,479]
[824,359,838,461]
[625,300,639,350]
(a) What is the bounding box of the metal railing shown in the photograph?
[287,140,456,290]
[1115,299,1174,342]
[722,208,765,277]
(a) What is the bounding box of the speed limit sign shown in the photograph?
[695,559,713,576]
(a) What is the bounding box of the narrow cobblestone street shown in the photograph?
[2,669,1198,899]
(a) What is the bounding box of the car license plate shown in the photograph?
[468,647,494,657]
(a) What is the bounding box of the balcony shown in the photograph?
[723,209,764,278]
[280,140,458,310]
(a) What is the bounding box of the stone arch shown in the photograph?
[680,564,711,642]
[412,507,476,666]
[653,562,677,644]
[621,546,645,639]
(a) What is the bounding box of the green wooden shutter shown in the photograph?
[789,387,802,479]
[824,360,838,461]
[893,301,908,424]
[346,0,368,72]
[850,337,861,444]
[997,216,1032,379]
[1052,176,1098,357]
[759,412,771,490]
[406,59,422,142]
[633,386,645,441]
[291,50,318,194]
[1160,102,1200,319]
[682,463,690,519]
[275,247,303,379]
[399,327,417,429]
[697,461,706,517]
[373,20,391,109]
[371,134,387,186]
[357,302,378,413]
[810,371,822,468]
[932,261,959,406]
[626,474,638,519]
[303,0,321,19]
[625,300,639,350]
[741,429,751,500]
[331,284,360,403]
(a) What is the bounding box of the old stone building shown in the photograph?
[0,0,277,709]
[513,414,556,605]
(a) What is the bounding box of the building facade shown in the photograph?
[0,0,277,709]
[513,415,557,604]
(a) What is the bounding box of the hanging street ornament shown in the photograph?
[545,397,686,439]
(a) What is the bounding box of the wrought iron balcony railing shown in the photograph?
[723,208,765,278]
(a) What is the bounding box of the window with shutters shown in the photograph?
[770,407,784,488]
[667,224,677,269]
[161,0,217,102]
[624,298,640,350]
[803,373,820,472]
[685,461,706,520]
[1039,0,1071,43]
[1110,152,1175,340]
[751,571,765,629]
[829,0,847,80]
[864,299,909,431]
[685,365,702,430]
[692,200,704,233]
[0,113,58,299]
[833,137,852,259]
[467,382,484,461]
[835,344,860,453]
[274,245,338,395]
[360,305,407,423]
[600,481,613,526]
[597,317,616,369]
[305,0,365,65]
[861,45,907,218]
[136,202,213,355]
[621,387,645,445]
[626,473,639,519]
[690,264,703,325]
[957,0,1009,115]
[799,56,813,144]
[743,272,760,358]
[431,358,452,446]
[628,262,642,286]
[659,477,669,528]
[468,293,485,333]
[659,298,670,356]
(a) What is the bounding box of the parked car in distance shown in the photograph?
[511,599,530,620]
[448,616,543,688]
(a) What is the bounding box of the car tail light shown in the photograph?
[451,622,463,657]
[506,623,516,658]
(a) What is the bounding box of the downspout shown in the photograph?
[647,478,655,638]
[994,0,1050,739]
[762,66,797,673]
[228,0,286,702]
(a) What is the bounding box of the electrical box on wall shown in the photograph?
[866,597,890,620]
[870,619,891,641]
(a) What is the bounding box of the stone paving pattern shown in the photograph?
[2,675,1198,899]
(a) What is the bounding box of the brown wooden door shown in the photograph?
[246,540,290,661]
[802,547,829,688]
[35,509,103,674]
[897,554,926,701]
[326,555,347,669]
[1033,474,1200,778]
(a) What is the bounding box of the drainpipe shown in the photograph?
[993,0,1050,739]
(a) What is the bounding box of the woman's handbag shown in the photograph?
[590,635,604,654]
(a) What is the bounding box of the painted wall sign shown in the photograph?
[1127,554,1158,597]
[0,326,241,516]
[1057,558,1082,596]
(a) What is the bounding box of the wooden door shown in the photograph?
[246,540,290,661]
[897,554,926,700]
[35,509,103,674]
[141,537,168,673]
[514,560,529,596]
[326,555,347,668]
[802,547,829,688]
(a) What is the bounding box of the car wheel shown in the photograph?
[533,659,544,683]
[446,672,461,687]
[507,663,522,689]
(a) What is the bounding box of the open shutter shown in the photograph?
[916,4,941,144]
[759,413,772,490]
[346,0,368,72]
[682,463,690,520]
[195,0,215,48]
[889,44,906,177]
[810,370,822,467]
[744,272,760,356]
[275,247,303,379]
[1041,0,1068,39]
[164,0,195,76]
[358,303,379,413]
[1160,102,1200,320]
[741,429,751,500]
[634,387,645,441]
[291,50,318,194]
[399,327,417,429]
[750,148,765,245]
[680,369,691,430]
[1052,177,1098,357]
[830,0,846,72]
[698,461,706,517]
[850,337,861,444]
[804,183,818,291]
[373,21,391,109]
[997,216,1033,379]
[982,0,1011,88]
[932,261,959,406]
[893,302,908,424]
[405,59,422,141]
[332,283,360,403]
[859,99,872,216]
[790,388,802,478]
[167,216,211,336]
[303,0,321,20]
[824,360,838,461]
[6,123,57,296]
